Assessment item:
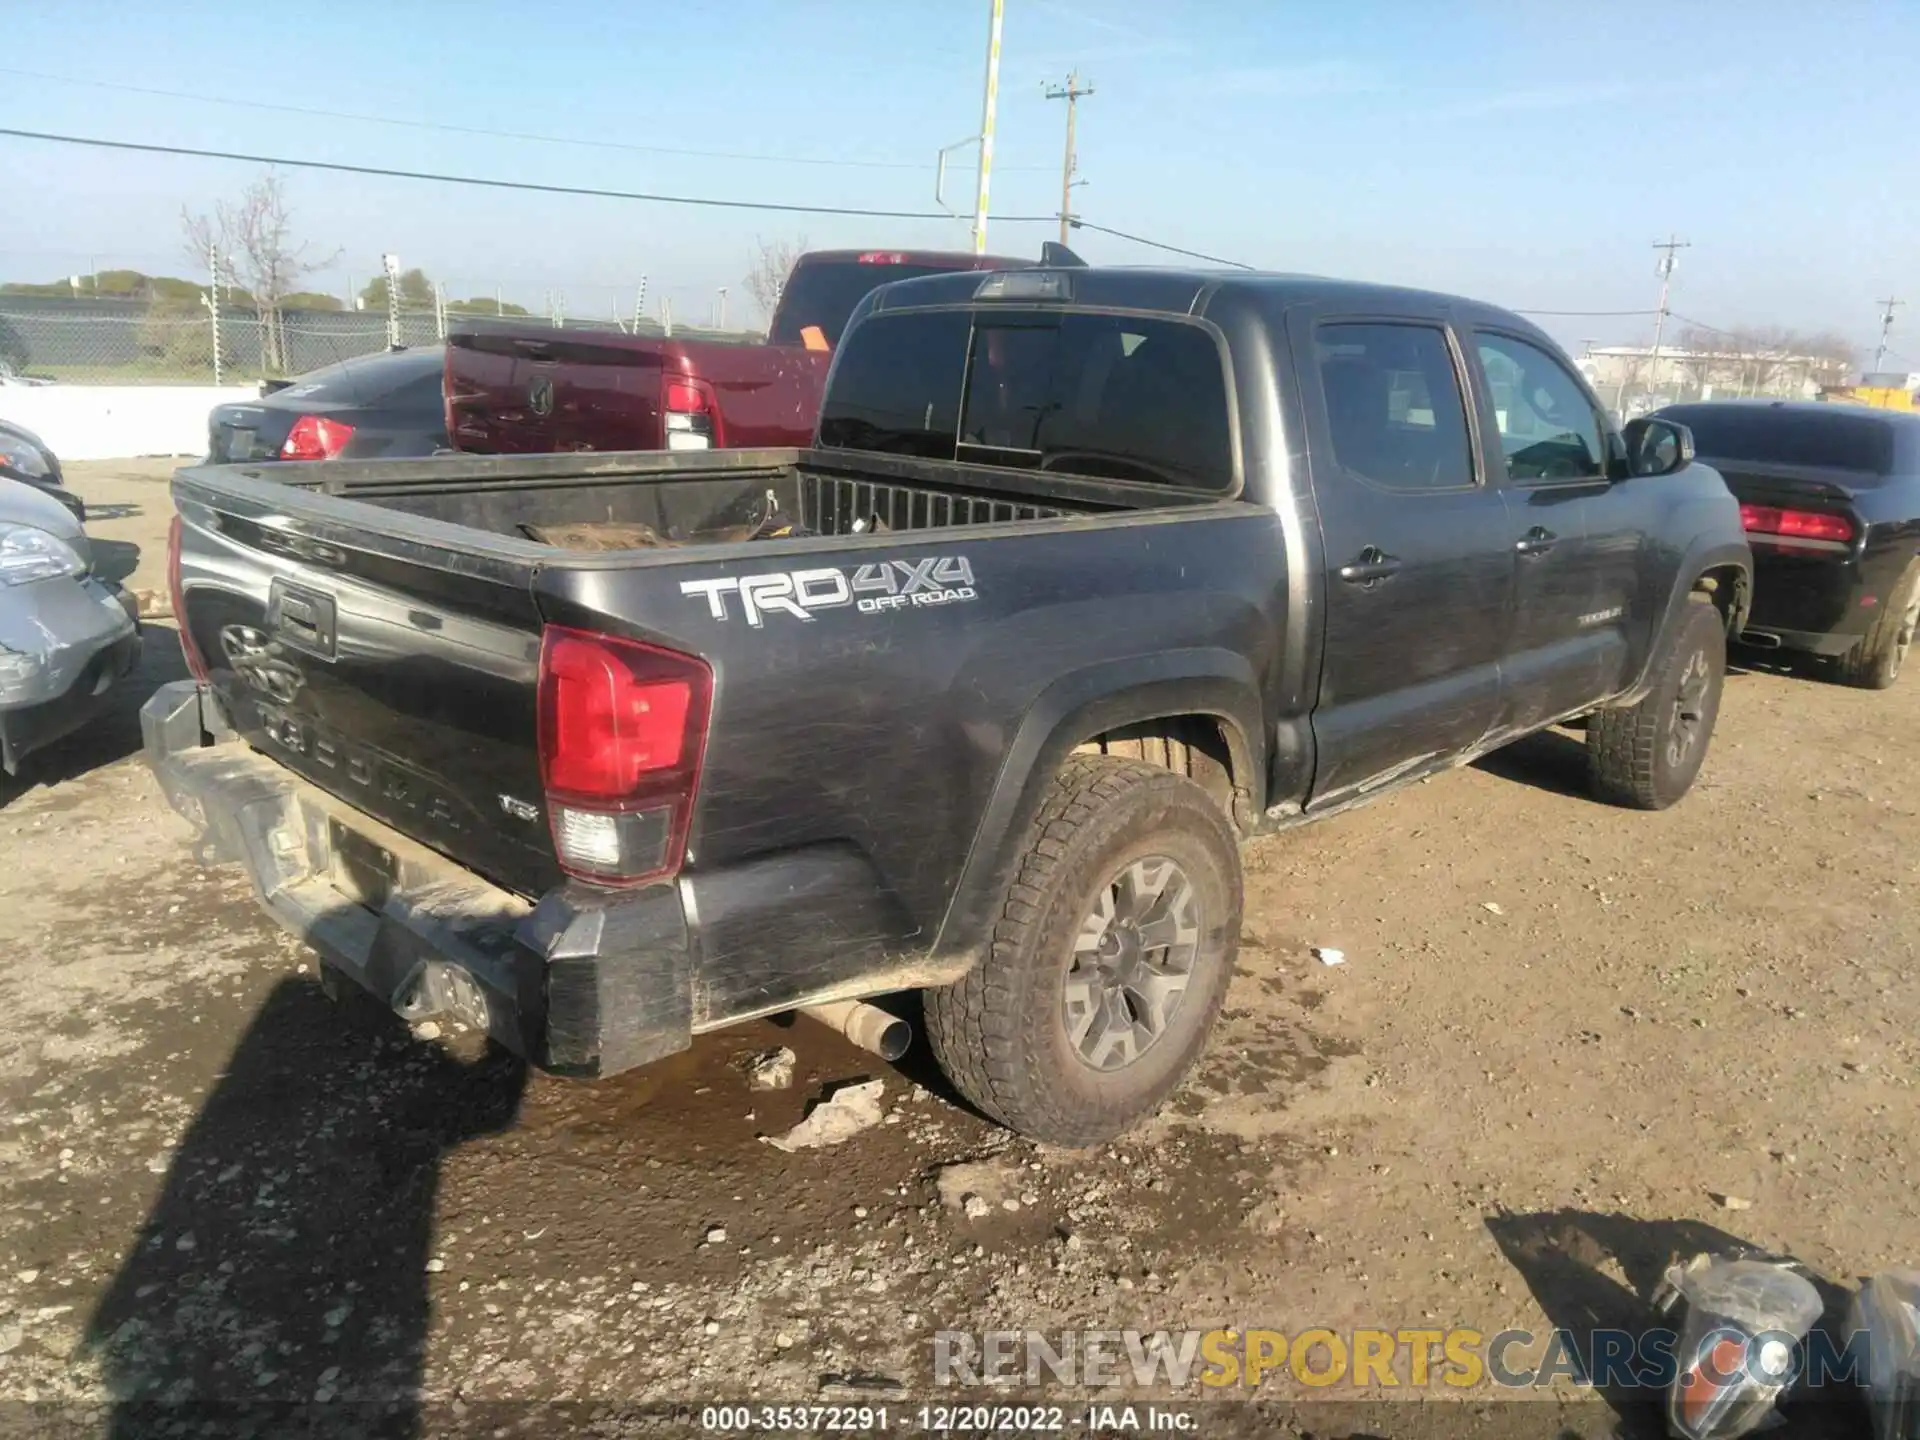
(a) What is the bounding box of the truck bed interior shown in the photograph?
[239,448,1222,551]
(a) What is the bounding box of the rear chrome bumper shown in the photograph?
[140,680,696,1076]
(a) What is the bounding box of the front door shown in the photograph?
[1468,328,1636,729]
[1295,314,1516,808]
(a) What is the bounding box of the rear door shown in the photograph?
[1293,311,1514,806]
[1466,328,1633,727]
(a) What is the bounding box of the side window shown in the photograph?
[1474,334,1604,482]
[1314,323,1475,492]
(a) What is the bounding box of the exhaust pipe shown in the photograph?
[1740,630,1783,649]
[802,1000,911,1062]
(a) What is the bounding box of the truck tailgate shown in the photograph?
[171,468,561,898]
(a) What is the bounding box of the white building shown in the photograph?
[1575,344,1851,407]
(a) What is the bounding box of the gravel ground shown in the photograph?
[0,460,1913,1437]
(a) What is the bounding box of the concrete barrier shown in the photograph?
[0,383,256,461]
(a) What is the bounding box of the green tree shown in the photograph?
[281,291,345,312]
[360,268,435,311]
[444,296,531,316]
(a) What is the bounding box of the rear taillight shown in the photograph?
[279,414,356,461]
[662,376,721,451]
[537,626,712,886]
[1739,503,1855,546]
[166,514,210,683]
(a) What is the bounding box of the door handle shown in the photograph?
[1514,527,1558,557]
[1337,546,1402,586]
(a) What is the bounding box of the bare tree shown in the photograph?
[182,170,340,375]
[742,236,809,328]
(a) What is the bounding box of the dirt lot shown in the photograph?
[0,459,1914,1437]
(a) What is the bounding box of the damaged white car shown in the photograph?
[0,478,140,775]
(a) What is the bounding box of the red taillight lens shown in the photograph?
[857,251,907,264]
[1739,503,1854,544]
[279,414,356,461]
[537,626,712,885]
[166,514,210,682]
[662,375,721,450]
[663,379,710,414]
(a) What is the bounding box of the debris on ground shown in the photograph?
[1313,946,1346,966]
[1713,1193,1755,1212]
[746,1046,797,1091]
[764,1079,886,1152]
[1481,902,1505,916]
[935,1159,1015,1213]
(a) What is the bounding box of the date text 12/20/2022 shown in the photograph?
[698,1403,1197,1431]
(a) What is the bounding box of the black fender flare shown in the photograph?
[931,647,1265,961]
[1617,537,1752,705]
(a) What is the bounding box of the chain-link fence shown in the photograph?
[0,296,762,385]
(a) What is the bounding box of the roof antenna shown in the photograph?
[1040,241,1087,268]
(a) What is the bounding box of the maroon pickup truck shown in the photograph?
[444,248,1029,455]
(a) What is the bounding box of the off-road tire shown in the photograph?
[924,756,1241,1147]
[1834,560,1920,690]
[1588,593,1726,810]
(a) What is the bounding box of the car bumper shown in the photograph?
[0,577,140,773]
[140,680,697,1076]
[1739,543,1908,657]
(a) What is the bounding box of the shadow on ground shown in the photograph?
[1487,1208,1864,1439]
[81,976,528,1439]
[1472,727,1591,799]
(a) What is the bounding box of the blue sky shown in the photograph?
[3,0,1915,361]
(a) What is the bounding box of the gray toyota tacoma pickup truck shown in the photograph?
[143,262,1750,1144]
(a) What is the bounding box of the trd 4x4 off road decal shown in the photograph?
[680,556,977,627]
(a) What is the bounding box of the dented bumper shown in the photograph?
[140,680,697,1076]
[0,576,140,773]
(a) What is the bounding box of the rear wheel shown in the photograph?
[1588,593,1726,810]
[1834,560,1920,690]
[924,756,1241,1147]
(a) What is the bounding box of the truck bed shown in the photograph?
[227,445,1187,546]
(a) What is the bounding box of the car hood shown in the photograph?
[0,477,89,567]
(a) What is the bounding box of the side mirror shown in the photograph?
[1622,417,1694,477]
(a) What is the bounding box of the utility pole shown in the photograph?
[206,243,223,386]
[716,286,729,330]
[1645,234,1690,404]
[381,253,401,350]
[971,0,1005,254]
[1873,296,1903,373]
[1044,72,1094,245]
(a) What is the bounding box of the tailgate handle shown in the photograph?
[268,581,338,659]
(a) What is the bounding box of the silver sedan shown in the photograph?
[0,478,140,774]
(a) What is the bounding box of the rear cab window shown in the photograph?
[818,308,1235,492]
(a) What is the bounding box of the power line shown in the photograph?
[0,126,1064,223]
[0,66,1054,174]
[1069,220,1255,269]
[1513,308,1656,318]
